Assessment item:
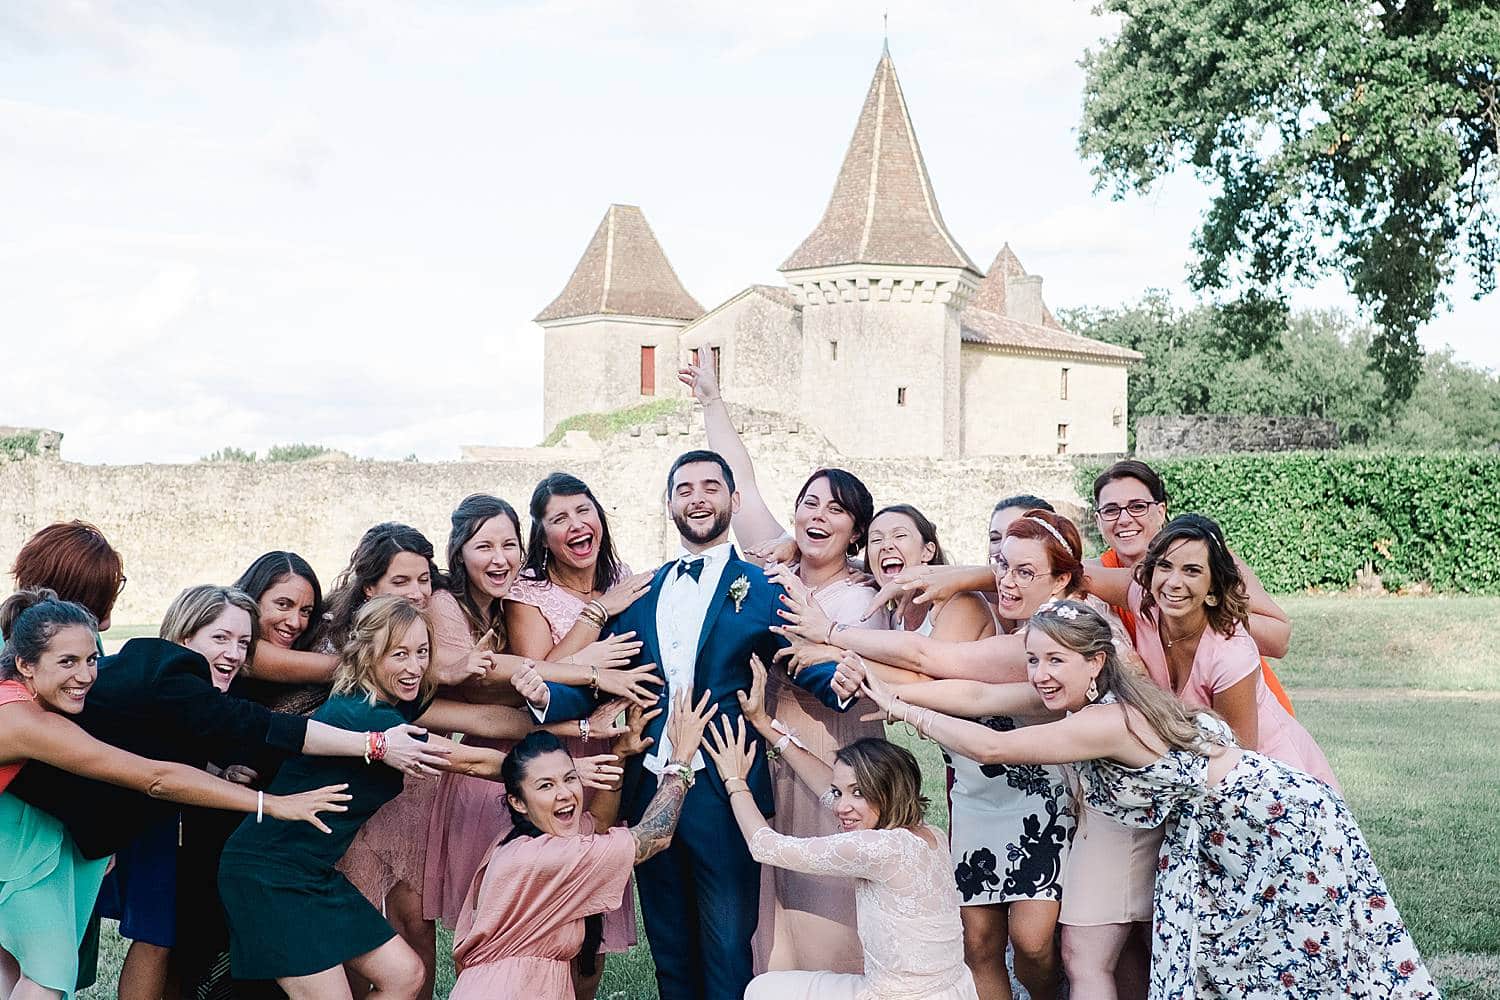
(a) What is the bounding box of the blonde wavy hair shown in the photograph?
[1028,599,1222,755]
[159,585,260,671]
[331,595,435,706]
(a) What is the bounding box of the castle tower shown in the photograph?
[780,44,980,458]
[536,204,704,434]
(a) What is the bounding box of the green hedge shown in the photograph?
[1076,452,1500,593]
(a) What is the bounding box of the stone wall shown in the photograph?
[1135,415,1340,458]
[959,348,1129,456]
[0,426,1092,625]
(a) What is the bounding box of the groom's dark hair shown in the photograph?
[667,449,737,495]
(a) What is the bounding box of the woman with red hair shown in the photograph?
[11,521,125,633]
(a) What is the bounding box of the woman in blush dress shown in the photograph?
[845,601,1435,1000]
[422,495,657,930]
[1083,514,1336,789]
[679,350,890,974]
[703,713,978,1000]
[450,689,717,1000]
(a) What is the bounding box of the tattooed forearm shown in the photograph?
[630,773,689,863]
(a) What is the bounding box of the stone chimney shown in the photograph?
[1004,274,1045,326]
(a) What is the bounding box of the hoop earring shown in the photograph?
[1086,679,1100,703]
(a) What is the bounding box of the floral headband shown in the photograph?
[1035,600,1083,621]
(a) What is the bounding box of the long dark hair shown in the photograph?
[863,503,947,574]
[318,523,441,649]
[499,732,604,975]
[795,468,875,557]
[233,551,325,652]
[444,494,522,648]
[1134,514,1249,638]
[0,588,97,680]
[519,473,624,594]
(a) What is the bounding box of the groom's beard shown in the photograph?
[672,506,733,546]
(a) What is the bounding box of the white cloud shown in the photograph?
[1,0,1495,466]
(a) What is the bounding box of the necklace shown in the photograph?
[1162,620,1207,650]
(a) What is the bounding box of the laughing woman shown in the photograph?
[231,551,335,716]
[0,591,346,1000]
[680,350,889,974]
[218,597,622,1000]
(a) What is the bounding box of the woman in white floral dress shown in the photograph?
[841,600,1437,999]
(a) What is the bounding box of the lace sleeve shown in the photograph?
[748,826,901,882]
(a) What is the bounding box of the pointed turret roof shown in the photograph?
[781,47,977,273]
[971,244,1063,328]
[535,204,704,323]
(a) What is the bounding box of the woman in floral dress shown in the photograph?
[839,600,1436,999]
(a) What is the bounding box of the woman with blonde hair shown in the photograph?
[100,585,263,1000]
[837,601,1435,999]
[218,596,623,1000]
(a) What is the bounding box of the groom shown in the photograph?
[539,448,849,1000]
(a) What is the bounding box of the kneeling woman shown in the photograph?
[450,689,718,1000]
[217,597,621,1000]
[702,701,978,1000]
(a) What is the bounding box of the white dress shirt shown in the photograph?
[646,541,734,773]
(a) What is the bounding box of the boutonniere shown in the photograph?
[729,574,751,613]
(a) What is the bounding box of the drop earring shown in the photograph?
[1205,594,1219,607]
[1086,678,1100,702]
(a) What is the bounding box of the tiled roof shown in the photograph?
[747,284,799,309]
[535,204,704,323]
[961,308,1144,363]
[781,47,977,273]
[971,244,1064,329]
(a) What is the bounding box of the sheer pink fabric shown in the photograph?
[755,574,889,975]
[451,819,635,1000]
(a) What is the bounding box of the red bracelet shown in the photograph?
[366,731,388,763]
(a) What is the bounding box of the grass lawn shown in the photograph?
[86,595,1500,999]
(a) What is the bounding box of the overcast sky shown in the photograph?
[3,0,1495,464]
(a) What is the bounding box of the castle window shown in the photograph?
[1056,442,1068,455]
[1113,406,1123,427]
[640,346,656,396]
[711,346,722,383]
[1060,367,1070,400]
[896,386,907,406]
[831,339,839,361]
[1056,422,1068,455]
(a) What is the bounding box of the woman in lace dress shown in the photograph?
[843,601,1436,1000]
[703,706,978,1000]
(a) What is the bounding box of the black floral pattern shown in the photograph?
[953,847,1001,902]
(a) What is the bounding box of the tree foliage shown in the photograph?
[1064,296,1500,448]
[1079,0,1500,402]
[264,443,334,463]
[200,446,256,463]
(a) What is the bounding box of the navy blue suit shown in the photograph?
[542,551,847,1000]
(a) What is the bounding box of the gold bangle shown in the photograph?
[724,777,750,795]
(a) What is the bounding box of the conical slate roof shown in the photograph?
[970,244,1062,328]
[535,204,704,323]
[781,46,976,273]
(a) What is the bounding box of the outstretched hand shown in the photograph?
[676,347,722,403]
[510,659,550,712]
[381,724,452,778]
[664,689,719,765]
[613,701,664,757]
[703,716,757,783]
[266,783,352,835]
[575,753,625,791]
[586,698,632,741]
[861,564,974,621]
[737,655,770,728]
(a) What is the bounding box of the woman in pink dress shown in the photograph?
[678,351,891,974]
[1085,514,1337,788]
[504,474,656,998]
[450,690,719,1000]
[423,495,659,929]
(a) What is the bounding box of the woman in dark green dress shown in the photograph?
[218,595,622,999]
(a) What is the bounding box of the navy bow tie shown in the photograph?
[676,557,705,582]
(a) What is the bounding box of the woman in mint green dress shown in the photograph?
[0,590,348,1000]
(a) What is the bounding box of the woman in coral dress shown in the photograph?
[450,691,717,1000]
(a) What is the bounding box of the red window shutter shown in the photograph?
[640,346,656,396]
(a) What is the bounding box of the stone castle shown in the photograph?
[535,45,1141,458]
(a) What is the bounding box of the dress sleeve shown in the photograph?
[429,591,479,676]
[748,826,897,882]
[159,660,307,752]
[1201,628,1262,694]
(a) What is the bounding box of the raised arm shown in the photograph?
[679,349,785,548]
[1081,561,1134,608]
[0,704,350,831]
[1235,557,1292,658]
[736,655,835,793]
[894,676,1052,723]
